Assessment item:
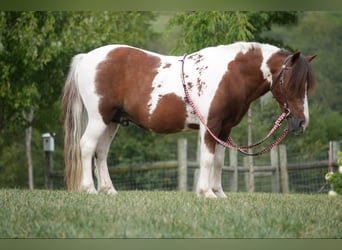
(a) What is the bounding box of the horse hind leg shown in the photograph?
[79,119,108,194]
[94,123,119,195]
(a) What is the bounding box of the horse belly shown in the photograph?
[148,93,188,133]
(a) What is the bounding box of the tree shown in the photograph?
[167,11,299,54]
[0,12,63,189]
[168,11,254,54]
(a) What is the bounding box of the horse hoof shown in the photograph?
[87,189,98,194]
[197,189,218,198]
[99,186,118,195]
[213,189,227,198]
[79,184,98,194]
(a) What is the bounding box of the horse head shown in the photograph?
[271,52,316,134]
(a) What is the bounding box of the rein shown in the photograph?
[180,54,291,156]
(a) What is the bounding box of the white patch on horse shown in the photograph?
[303,82,310,130]
[190,46,239,111]
[147,56,184,116]
[239,42,256,54]
[260,44,280,87]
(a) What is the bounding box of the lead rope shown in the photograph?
[180,54,289,156]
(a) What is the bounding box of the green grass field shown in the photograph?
[0,189,341,238]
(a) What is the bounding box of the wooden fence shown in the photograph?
[45,139,340,192]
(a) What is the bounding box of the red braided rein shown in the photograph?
[180,55,289,156]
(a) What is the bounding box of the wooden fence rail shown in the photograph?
[46,139,340,192]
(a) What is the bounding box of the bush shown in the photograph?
[325,151,342,195]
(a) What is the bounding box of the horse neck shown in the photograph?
[249,80,271,104]
[241,72,271,107]
[223,45,280,106]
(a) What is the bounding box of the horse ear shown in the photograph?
[291,51,301,63]
[306,55,317,62]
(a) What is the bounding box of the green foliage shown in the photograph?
[1,189,341,238]
[0,12,59,131]
[326,170,342,195]
[167,11,299,54]
[248,11,299,49]
[168,11,255,53]
[325,152,342,195]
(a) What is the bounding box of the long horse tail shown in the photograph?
[62,54,87,191]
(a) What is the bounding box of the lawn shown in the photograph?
[0,189,341,238]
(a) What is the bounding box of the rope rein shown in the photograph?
[180,54,290,156]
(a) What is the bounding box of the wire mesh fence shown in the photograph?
[288,168,327,193]
[49,135,338,194]
[105,164,328,194]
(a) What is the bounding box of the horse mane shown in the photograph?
[288,53,316,96]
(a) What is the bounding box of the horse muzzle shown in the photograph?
[288,116,306,135]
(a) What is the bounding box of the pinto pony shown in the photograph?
[62,42,316,198]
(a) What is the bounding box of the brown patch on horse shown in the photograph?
[163,62,172,69]
[288,54,316,95]
[266,50,291,110]
[189,53,204,64]
[197,78,204,95]
[95,47,161,126]
[204,48,266,153]
[148,93,186,133]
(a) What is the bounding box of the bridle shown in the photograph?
[270,55,293,117]
[180,54,293,156]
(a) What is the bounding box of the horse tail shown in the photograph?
[62,54,87,191]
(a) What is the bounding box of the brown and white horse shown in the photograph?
[62,42,316,198]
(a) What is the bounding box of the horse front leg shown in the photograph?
[196,128,217,198]
[211,144,227,198]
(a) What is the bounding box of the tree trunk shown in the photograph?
[24,109,34,190]
[247,108,254,192]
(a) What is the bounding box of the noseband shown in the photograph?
[180,54,292,156]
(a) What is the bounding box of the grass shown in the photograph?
[0,189,341,238]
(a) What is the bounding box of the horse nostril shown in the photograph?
[298,119,307,134]
[289,118,306,134]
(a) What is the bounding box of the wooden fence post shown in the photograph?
[178,138,187,191]
[193,133,201,191]
[279,145,289,193]
[229,149,238,192]
[330,141,340,165]
[247,157,255,192]
[270,146,280,193]
[247,108,254,192]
